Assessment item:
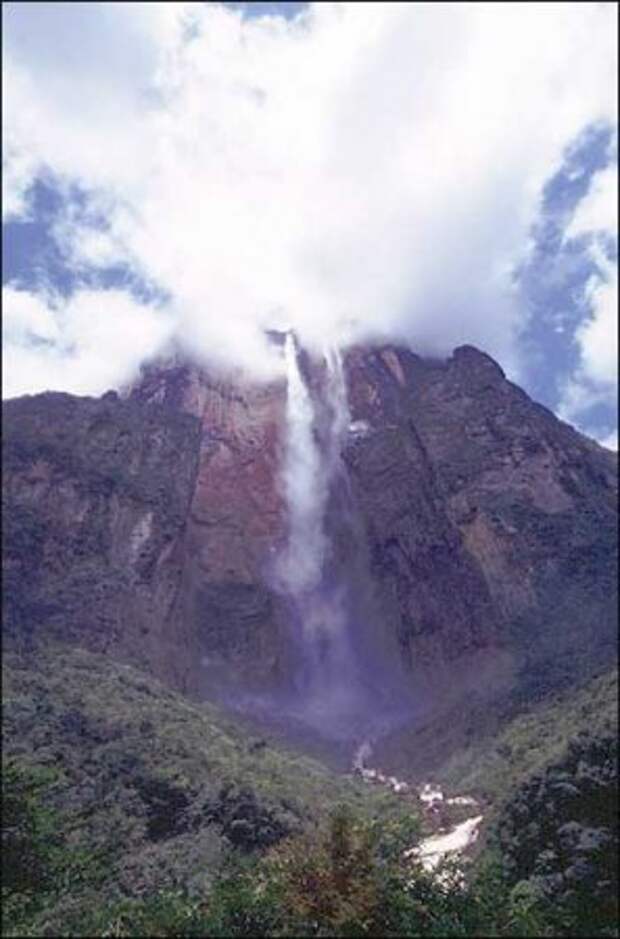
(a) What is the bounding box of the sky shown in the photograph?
[2,1,618,448]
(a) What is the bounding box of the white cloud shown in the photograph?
[565,160,618,241]
[577,250,617,388]
[2,1,618,395]
[2,142,39,220]
[556,251,617,441]
[3,286,61,345]
[558,137,618,438]
[567,155,618,396]
[599,429,618,451]
[2,285,173,398]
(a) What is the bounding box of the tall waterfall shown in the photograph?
[324,346,350,453]
[276,332,329,597]
[276,332,358,720]
[211,331,415,746]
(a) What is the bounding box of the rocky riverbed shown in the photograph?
[353,741,483,872]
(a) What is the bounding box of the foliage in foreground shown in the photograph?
[0,766,499,938]
[494,731,618,938]
[3,740,618,938]
[2,647,617,937]
[2,645,404,901]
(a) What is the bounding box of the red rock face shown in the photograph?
[127,358,293,692]
[2,342,617,737]
[128,358,288,575]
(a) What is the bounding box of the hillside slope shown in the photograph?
[3,646,616,937]
[2,643,409,936]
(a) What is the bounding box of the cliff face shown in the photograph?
[342,345,617,707]
[125,359,292,693]
[2,343,617,737]
[2,391,202,691]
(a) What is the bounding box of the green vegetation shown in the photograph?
[2,644,410,935]
[2,646,617,936]
[491,730,618,938]
[0,756,526,937]
[2,759,113,937]
[5,768,616,937]
[435,668,617,806]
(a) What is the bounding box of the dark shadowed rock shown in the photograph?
[342,344,617,704]
[2,390,202,691]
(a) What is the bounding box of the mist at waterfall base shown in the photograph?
[219,332,419,750]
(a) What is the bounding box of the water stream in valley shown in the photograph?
[353,740,484,874]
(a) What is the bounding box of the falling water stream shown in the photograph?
[201,330,418,785]
[276,332,329,597]
[228,334,481,866]
[275,332,365,734]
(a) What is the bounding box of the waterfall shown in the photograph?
[276,332,329,597]
[275,332,357,717]
[268,332,415,741]
[213,331,415,745]
[324,345,350,467]
[277,336,350,602]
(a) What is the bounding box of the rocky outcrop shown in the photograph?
[125,358,293,692]
[2,391,202,691]
[496,731,618,935]
[341,344,617,709]
[2,342,617,736]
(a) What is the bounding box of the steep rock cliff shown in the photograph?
[125,358,292,692]
[2,343,617,744]
[342,345,617,707]
[2,391,202,690]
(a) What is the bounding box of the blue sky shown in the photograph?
[517,123,617,443]
[2,2,617,447]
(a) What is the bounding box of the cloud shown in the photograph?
[2,284,173,398]
[2,1,618,396]
[577,249,617,388]
[565,159,618,242]
[2,142,40,221]
[599,429,618,451]
[557,137,618,439]
[564,151,618,389]
[556,249,618,443]
[2,285,61,346]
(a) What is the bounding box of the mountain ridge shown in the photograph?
[2,340,617,764]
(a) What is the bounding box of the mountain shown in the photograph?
[3,341,616,766]
[2,339,617,937]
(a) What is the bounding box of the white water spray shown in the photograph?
[324,345,351,463]
[276,332,329,596]
[271,332,416,739]
[275,332,360,716]
[277,336,351,599]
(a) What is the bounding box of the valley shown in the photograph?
[2,338,617,936]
